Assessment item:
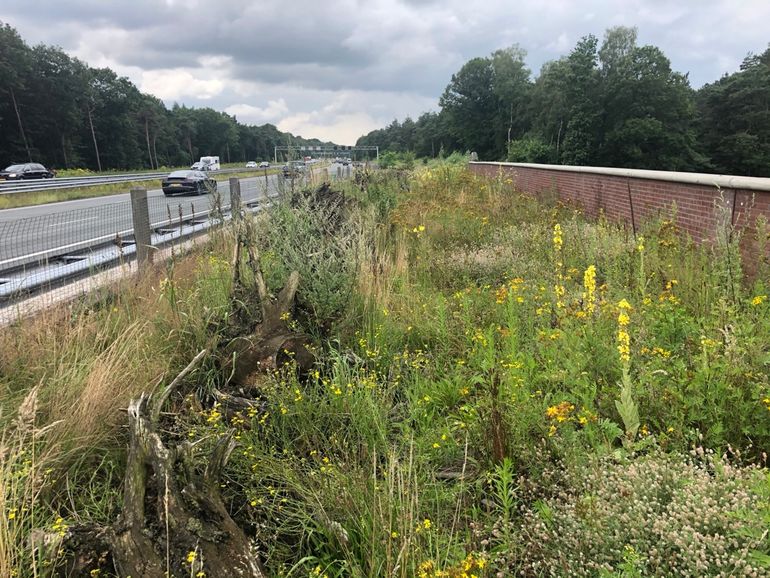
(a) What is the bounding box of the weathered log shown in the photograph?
[58,350,266,578]
[222,270,315,384]
[108,373,266,577]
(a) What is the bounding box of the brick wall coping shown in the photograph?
[470,162,770,193]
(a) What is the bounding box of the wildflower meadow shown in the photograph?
[1,159,770,576]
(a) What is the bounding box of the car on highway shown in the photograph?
[0,163,55,180]
[259,161,270,168]
[246,161,258,168]
[282,161,306,179]
[161,170,217,196]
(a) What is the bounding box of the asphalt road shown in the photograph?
[0,163,344,268]
[0,173,285,266]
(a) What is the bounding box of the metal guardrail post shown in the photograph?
[229,177,241,220]
[337,166,342,179]
[130,187,152,268]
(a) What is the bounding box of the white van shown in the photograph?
[191,156,220,171]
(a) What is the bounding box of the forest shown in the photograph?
[0,22,332,171]
[357,27,770,177]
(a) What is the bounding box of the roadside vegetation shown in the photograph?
[1,160,770,576]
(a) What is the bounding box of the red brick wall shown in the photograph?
[470,163,770,272]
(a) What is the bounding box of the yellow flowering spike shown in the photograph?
[582,265,597,314]
[617,299,632,310]
[552,224,563,250]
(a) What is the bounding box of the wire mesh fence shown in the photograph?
[0,169,334,318]
[0,200,133,267]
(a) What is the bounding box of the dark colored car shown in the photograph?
[0,163,55,180]
[161,170,217,196]
[282,161,306,179]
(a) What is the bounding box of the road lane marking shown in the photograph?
[49,216,99,227]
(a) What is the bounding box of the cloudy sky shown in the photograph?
[3,0,769,144]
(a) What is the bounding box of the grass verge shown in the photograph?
[1,163,769,576]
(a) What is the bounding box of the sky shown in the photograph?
[3,0,769,144]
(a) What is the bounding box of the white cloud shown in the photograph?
[140,69,226,101]
[4,0,770,142]
[225,100,289,124]
[546,33,570,54]
[279,112,382,146]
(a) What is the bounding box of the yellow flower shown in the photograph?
[391,531,399,538]
[582,265,597,314]
[617,329,631,363]
[636,235,645,252]
[552,224,563,251]
[423,518,432,530]
[615,299,633,364]
[495,285,508,304]
[752,295,767,306]
[186,551,197,564]
[545,401,575,422]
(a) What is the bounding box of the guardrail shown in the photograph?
[0,167,267,195]
[0,167,339,306]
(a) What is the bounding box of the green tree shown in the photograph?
[528,58,570,162]
[560,35,601,165]
[26,45,89,168]
[439,57,498,159]
[597,27,699,170]
[0,22,33,162]
[491,45,532,153]
[696,47,770,176]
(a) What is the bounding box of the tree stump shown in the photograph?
[57,351,266,578]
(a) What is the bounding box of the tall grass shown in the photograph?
[1,164,769,576]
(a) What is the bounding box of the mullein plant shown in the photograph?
[615,298,640,446]
[552,224,565,310]
[582,265,596,315]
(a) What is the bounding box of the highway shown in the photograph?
[0,167,256,194]
[0,172,285,267]
[0,162,348,304]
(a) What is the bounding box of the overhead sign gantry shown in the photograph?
[273,145,379,163]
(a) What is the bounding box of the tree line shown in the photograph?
[0,22,332,171]
[357,27,770,177]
